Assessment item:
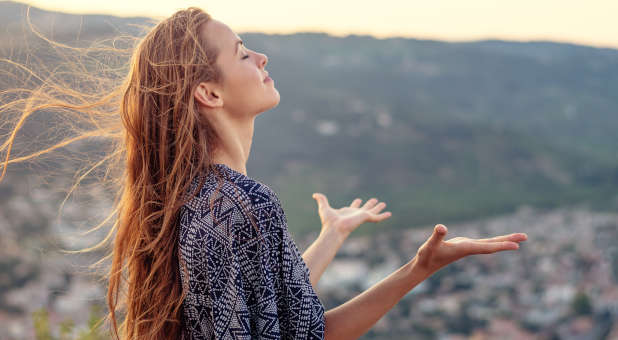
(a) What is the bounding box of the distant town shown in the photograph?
[304,205,618,339]
[2,179,616,339]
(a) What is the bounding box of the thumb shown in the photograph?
[312,193,330,208]
[428,224,447,248]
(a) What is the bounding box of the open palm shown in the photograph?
[312,193,392,237]
[414,224,528,276]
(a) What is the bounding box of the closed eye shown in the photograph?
[241,45,249,59]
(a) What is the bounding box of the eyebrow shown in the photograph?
[235,39,243,54]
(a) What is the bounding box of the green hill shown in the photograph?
[1,1,616,236]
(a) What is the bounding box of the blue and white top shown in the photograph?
[178,163,326,339]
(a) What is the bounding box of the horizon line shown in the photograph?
[10,0,618,50]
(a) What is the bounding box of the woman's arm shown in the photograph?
[323,224,528,340]
[323,254,426,339]
[302,227,346,289]
[302,193,391,289]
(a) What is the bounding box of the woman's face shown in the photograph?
[197,19,280,118]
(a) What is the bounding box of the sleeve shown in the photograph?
[181,185,325,340]
[235,190,326,340]
[276,211,326,340]
[180,191,253,339]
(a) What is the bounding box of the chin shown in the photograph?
[255,96,280,116]
[266,90,281,110]
[253,87,280,115]
[270,91,280,108]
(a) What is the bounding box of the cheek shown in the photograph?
[224,66,268,113]
[229,66,261,92]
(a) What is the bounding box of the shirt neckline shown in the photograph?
[212,163,248,179]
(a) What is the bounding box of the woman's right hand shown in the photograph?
[323,223,528,340]
[412,224,528,277]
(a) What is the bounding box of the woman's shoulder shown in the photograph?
[180,163,286,238]
[185,163,281,209]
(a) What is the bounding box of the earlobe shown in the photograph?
[194,82,223,109]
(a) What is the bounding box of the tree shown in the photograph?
[33,304,107,340]
[571,291,593,316]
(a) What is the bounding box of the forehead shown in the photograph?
[202,19,239,55]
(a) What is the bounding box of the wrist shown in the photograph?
[319,225,349,247]
[403,256,432,284]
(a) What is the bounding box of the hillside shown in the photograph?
[1,3,618,339]
[0,1,616,237]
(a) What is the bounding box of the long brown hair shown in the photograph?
[0,7,230,339]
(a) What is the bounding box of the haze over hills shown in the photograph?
[1,3,618,339]
[1,1,617,236]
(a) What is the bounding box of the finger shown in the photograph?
[469,240,519,254]
[369,202,386,214]
[369,211,392,222]
[428,224,447,248]
[312,193,330,209]
[350,198,362,208]
[477,233,528,243]
[362,198,378,209]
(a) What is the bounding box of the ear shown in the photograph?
[194,82,223,109]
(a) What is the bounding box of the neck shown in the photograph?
[210,115,255,176]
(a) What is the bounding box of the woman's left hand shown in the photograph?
[413,224,528,277]
[312,193,392,239]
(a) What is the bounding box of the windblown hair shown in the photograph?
[0,7,230,339]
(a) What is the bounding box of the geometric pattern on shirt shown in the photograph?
[178,163,326,339]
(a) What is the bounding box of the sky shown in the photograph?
[17,0,618,49]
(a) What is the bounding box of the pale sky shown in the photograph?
[17,0,618,49]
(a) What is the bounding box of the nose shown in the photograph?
[258,52,268,68]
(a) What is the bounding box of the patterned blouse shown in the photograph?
[178,163,326,339]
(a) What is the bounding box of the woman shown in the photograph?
[0,7,527,340]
